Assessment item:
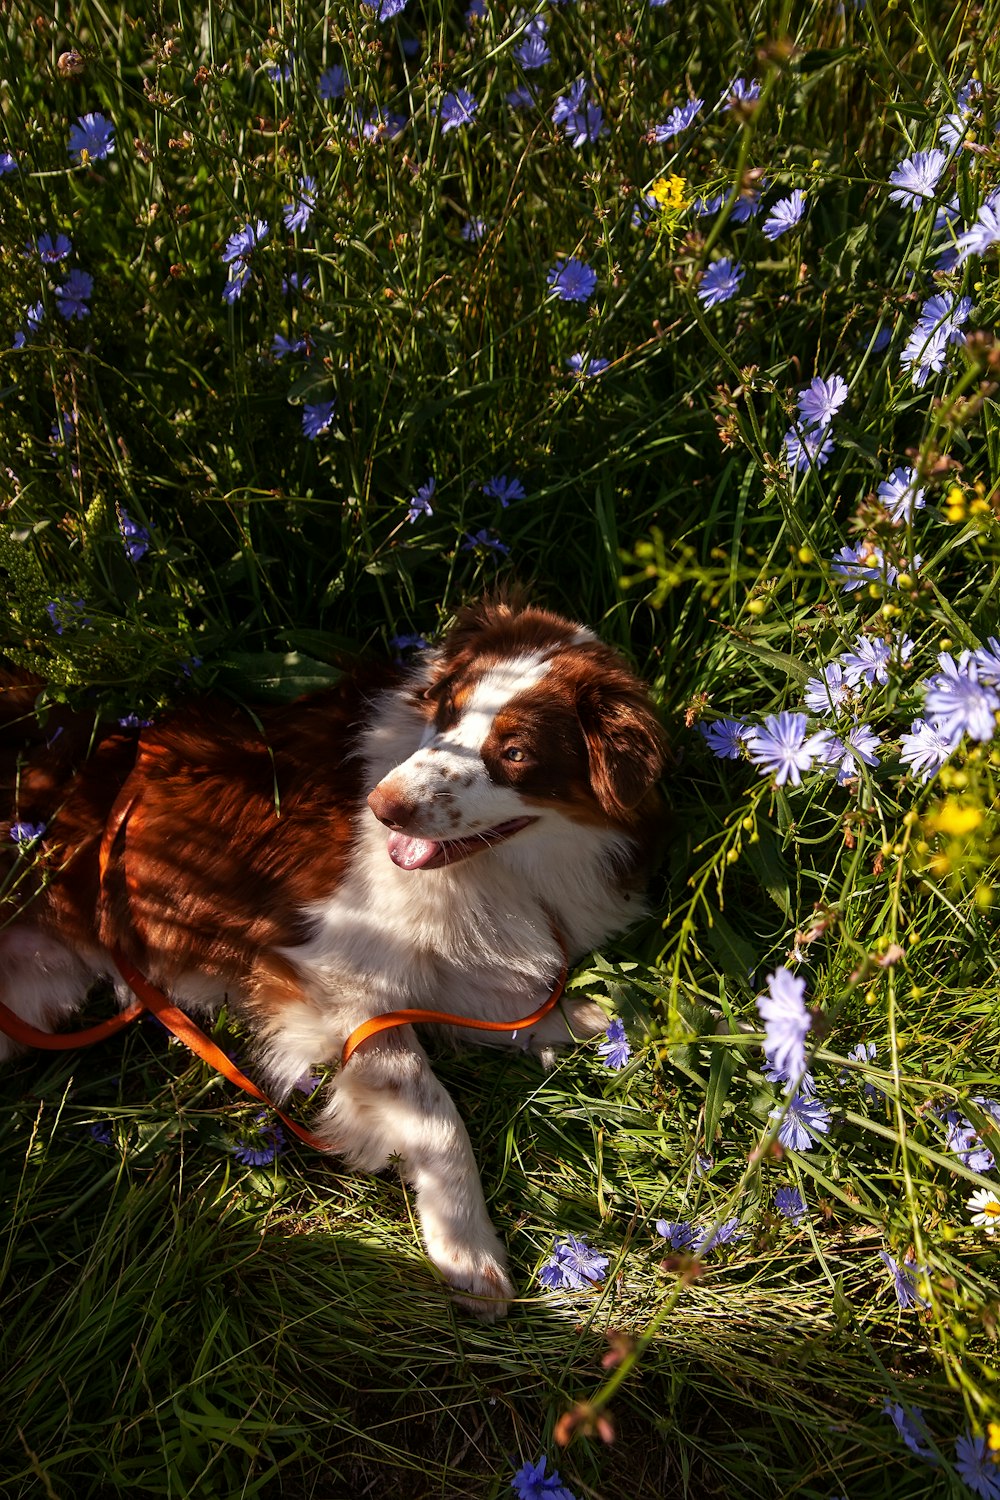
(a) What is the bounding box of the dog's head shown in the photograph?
[367,600,667,871]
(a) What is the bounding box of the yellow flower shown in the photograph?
[928,799,983,837]
[945,484,967,523]
[650,174,688,210]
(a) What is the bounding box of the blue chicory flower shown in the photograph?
[511,1453,579,1500]
[840,634,896,689]
[954,191,1000,264]
[552,82,606,147]
[770,1090,831,1150]
[796,374,848,428]
[264,51,293,82]
[33,232,72,263]
[774,1186,807,1224]
[697,256,744,308]
[271,333,308,359]
[699,717,748,758]
[954,1430,1000,1498]
[13,301,45,349]
[406,478,435,523]
[655,1219,696,1249]
[119,509,150,562]
[302,400,336,439]
[923,653,1000,743]
[538,1233,609,1290]
[514,18,550,71]
[462,529,510,555]
[361,109,408,142]
[546,257,598,303]
[757,967,811,1087]
[55,269,93,320]
[652,97,703,142]
[507,84,537,111]
[318,64,347,100]
[830,542,897,593]
[882,1399,935,1462]
[9,820,46,847]
[230,1113,286,1167]
[726,76,760,107]
[878,1249,930,1311]
[898,718,957,782]
[888,148,947,210]
[943,1111,995,1174]
[822,724,882,783]
[440,89,478,132]
[482,474,525,507]
[902,293,972,386]
[565,352,609,377]
[596,1019,631,1070]
[761,189,806,239]
[222,219,269,300]
[282,175,317,232]
[782,423,834,472]
[693,1217,743,1253]
[877,466,926,525]
[745,712,830,787]
[68,111,115,163]
[804,662,851,716]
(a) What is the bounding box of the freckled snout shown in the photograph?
[367,781,416,830]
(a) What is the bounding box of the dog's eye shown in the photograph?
[502,746,526,763]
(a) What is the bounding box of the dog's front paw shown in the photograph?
[425,1230,515,1321]
[565,998,612,1039]
[531,998,611,1064]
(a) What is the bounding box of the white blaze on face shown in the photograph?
[380,653,553,862]
[436,653,552,753]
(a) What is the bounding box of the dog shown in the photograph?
[1,597,667,1317]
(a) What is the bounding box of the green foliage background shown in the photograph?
[2,0,1000,1496]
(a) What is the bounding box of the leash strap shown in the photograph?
[0,996,144,1050]
[107,944,334,1153]
[2,740,574,1150]
[340,945,569,1066]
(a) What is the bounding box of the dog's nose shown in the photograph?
[367,784,416,830]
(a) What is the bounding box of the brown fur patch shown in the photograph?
[2,672,392,994]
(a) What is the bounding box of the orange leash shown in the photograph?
[339,947,568,1066]
[2,742,573,1150]
[106,943,334,1153]
[0,997,144,1050]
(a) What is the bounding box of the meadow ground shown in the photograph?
[2,1,1000,1496]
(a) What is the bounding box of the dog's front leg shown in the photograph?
[317,1027,514,1320]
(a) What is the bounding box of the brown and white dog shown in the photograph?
[1,598,666,1316]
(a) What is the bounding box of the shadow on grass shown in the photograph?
[0,1031,951,1499]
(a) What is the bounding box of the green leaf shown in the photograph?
[797,45,860,75]
[215,651,342,701]
[744,822,792,917]
[704,1041,738,1146]
[702,908,757,988]
[731,638,812,685]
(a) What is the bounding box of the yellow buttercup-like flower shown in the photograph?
[650,173,688,210]
[928,799,984,837]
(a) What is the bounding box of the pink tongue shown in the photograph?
[387,831,443,870]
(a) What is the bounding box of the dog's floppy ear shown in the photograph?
[575,676,667,820]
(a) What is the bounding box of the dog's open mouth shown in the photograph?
[386,817,537,871]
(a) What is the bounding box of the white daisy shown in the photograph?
[966,1187,1000,1235]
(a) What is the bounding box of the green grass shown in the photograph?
[2,0,1000,1495]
